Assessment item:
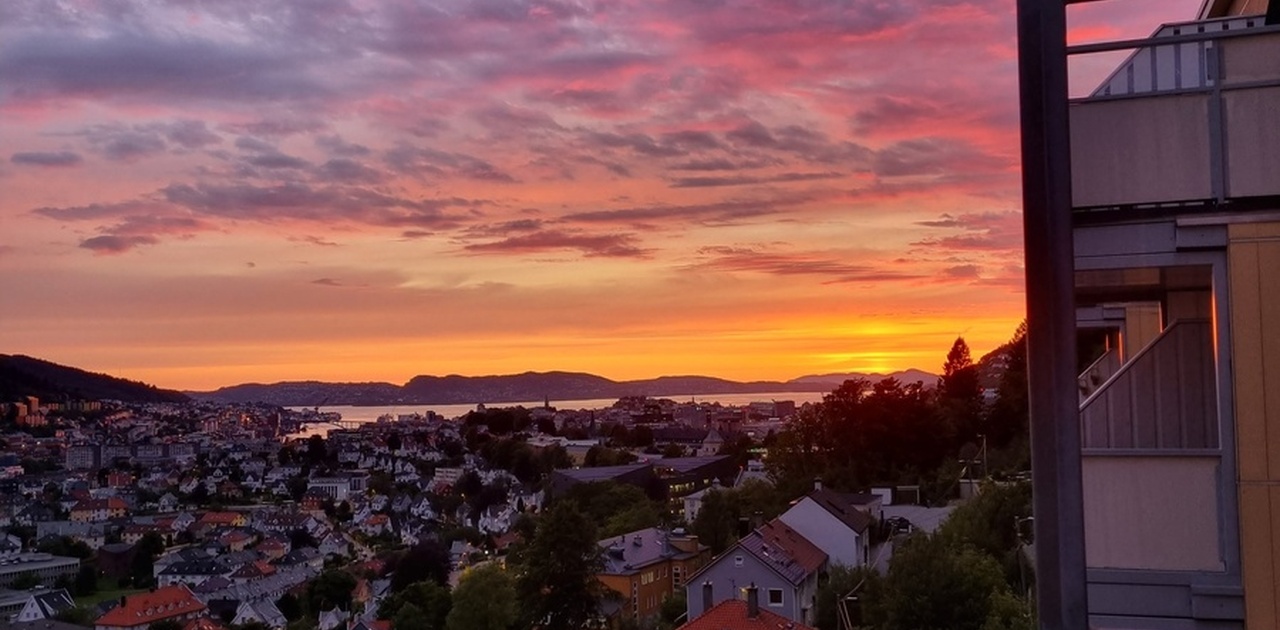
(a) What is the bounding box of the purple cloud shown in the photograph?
[10,151,82,167]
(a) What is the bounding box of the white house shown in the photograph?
[776,482,872,568]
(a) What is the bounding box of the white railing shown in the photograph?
[1079,319,1217,450]
[1089,15,1269,97]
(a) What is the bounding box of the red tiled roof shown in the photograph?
[96,585,207,628]
[677,599,816,630]
[73,497,128,511]
[760,519,825,574]
[199,511,241,524]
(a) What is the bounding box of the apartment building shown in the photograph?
[1018,0,1280,627]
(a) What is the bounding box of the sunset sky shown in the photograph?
[0,0,1201,391]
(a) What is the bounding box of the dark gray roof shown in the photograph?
[652,456,730,472]
[554,463,650,482]
[806,489,873,534]
[28,589,75,617]
[597,528,704,575]
[159,559,229,575]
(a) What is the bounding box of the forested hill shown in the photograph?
[192,369,938,407]
[0,354,189,403]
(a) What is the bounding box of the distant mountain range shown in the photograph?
[0,354,190,404]
[0,353,941,408]
[189,369,939,407]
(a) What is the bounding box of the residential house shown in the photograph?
[678,589,817,630]
[686,519,827,625]
[254,536,290,562]
[598,528,710,622]
[14,589,75,622]
[157,559,232,588]
[356,515,389,538]
[317,533,350,558]
[36,522,106,549]
[68,498,128,523]
[94,585,207,630]
[230,600,287,629]
[733,460,771,488]
[228,561,276,585]
[317,608,348,630]
[776,482,873,568]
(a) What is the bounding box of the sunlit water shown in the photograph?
[286,391,826,437]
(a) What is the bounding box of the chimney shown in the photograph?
[814,477,823,492]
[746,583,759,618]
[702,581,713,614]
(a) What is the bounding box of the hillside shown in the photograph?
[0,354,189,403]
[191,368,938,407]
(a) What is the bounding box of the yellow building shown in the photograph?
[597,528,709,621]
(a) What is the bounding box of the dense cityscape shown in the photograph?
[0,332,1034,630]
[5,0,1280,628]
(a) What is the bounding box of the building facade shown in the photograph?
[1019,0,1280,627]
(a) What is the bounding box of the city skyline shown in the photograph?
[0,0,1198,390]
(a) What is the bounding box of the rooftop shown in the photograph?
[598,527,705,575]
[677,599,815,630]
[95,585,206,628]
[736,519,826,585]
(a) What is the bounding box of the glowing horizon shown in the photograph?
[0,0,1201,392]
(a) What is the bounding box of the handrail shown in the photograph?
[1077,347,1119,400]
[1068,22,1280,55]
[1079,318,1208,411]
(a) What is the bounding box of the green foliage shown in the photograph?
[938,481,1033,562]
[307,569,357,613]
[940,337,985,444]
[658,592,688,629]
[813,564,881,630]
[561,481,655,526]
[389,540,452,591]
[446,564,518,630]
[987,323,1029,448]
[863,534,1007,630]
[11,572,40,590]
[276,594,303,622]
[982,590,1036,630]
[54,605,96,627]
[689,479,787,554]
[601,501,662,539]
[74,564,98,596]
[511,501,604,628]
[379,580,451,628]
[583,445,638,467]
[393,603,431,630]
[38,535,94,559]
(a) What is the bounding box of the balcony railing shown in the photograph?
[1077,347,1119,403]
[1088,15,1272,98]
[1068,18,1280,210]
[1079,319,1217,450]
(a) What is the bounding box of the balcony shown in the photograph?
[1069,16,1280,211]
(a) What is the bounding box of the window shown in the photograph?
[672,566,681,586]
[734,555,744,567]
[768,589,784,606]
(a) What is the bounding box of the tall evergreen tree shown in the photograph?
[939,337,985,444]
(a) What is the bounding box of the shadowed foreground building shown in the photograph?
[1019,0,1280,627]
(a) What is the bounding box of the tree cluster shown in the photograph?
[814,482,1035,630]
[769,330,1030,502]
